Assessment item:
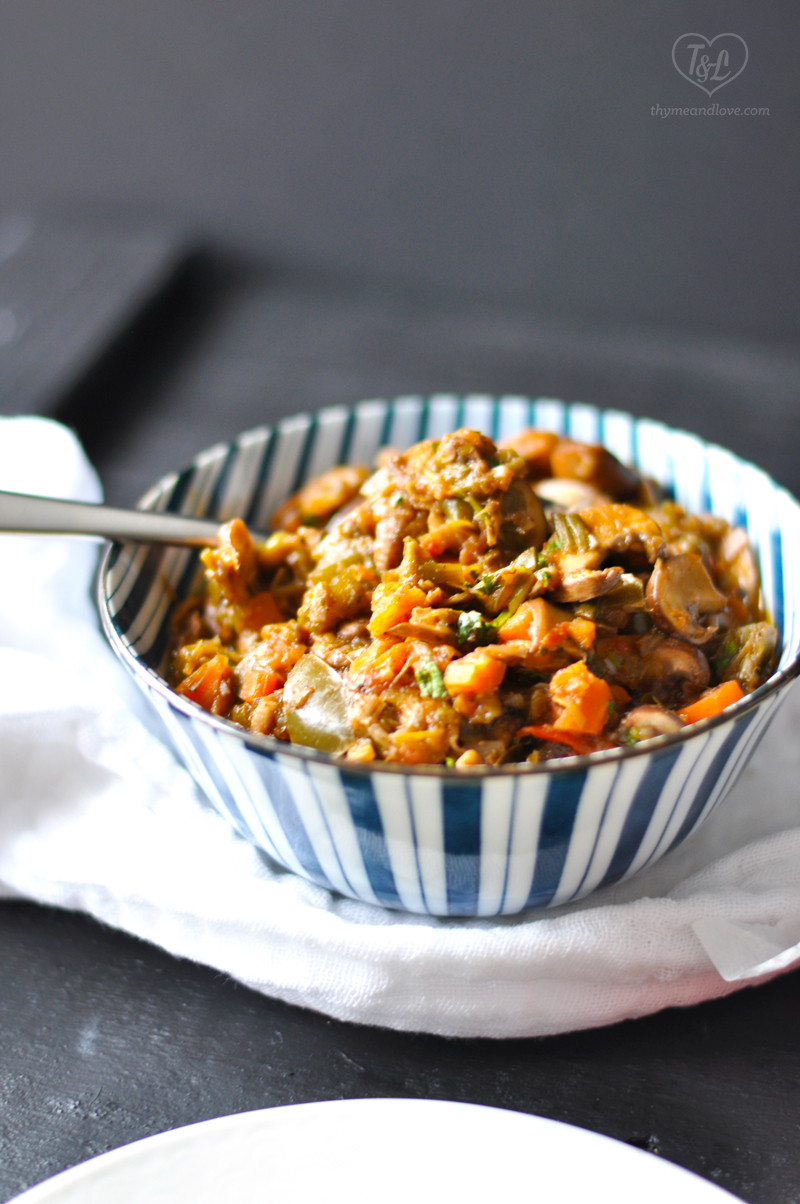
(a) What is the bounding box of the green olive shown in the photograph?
[284,653,354,755]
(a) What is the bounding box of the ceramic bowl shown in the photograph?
[99,396,800,916]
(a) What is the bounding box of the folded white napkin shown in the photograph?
[2,416,800,1040]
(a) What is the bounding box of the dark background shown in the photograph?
[0,5,799,1202]
[0,0,795,340]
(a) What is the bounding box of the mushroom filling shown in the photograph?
[168,428,779,767]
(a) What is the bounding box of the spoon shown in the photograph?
[0,488,237,548]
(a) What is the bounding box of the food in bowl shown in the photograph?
[168,426,777,768]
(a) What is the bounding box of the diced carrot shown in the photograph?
[678,680,744,725]
[238,665,283,702]
[176,653,233,716]
[239,591,282,632]
[368,583,428,637]
[444,649,506,696]
[609,683,631,707]
[566,617,596,651]
[498,597,570,644]
[349,639,412,689]
[549,661,612,735]
[517,725,614,756]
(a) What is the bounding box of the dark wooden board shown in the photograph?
[2,901,799,1204]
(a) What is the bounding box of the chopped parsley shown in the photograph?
[457,610,495,646]
[445,756,456,767]
[476,573,500,595]
[415,659,448,699]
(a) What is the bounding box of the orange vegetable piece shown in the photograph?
[497,429,559,478]
[549,661,612,734]
[444,649,506,696]
[677,680,744,724]
[498,597,570,645]
[349,640,412,690]
[176,653,233,716]
[368,583,428,637]
[517,725,614,756]
[239,591,282,632]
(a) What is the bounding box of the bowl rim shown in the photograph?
[98,401,800,780]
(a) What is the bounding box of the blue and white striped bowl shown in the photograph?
[99,396,800,916]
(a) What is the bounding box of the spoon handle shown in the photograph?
[0,489,225,547]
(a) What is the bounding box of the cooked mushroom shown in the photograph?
[639,636,710,707]
[646,553,727,645]
[534,478,611,512]
[551,566,624,603]
[617,704,685,743]
[718,525,761,616]
[594,632,710,707]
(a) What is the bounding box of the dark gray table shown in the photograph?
[3,260,800,1204]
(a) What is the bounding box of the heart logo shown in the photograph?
[672,33,748,97]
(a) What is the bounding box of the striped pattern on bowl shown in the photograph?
[99,397,800,916]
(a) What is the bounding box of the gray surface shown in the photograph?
[0,2,796,341]
[0,216,187,413]
[1,901,799,1204]
[64,266,800,508]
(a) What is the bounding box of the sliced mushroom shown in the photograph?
[534,478,611,512]
[718,525,761,616]
[594,632,710,707]
[639,636,710,707]
[551,565,624,603]
[646,553,727,645]
[617,705,685,743]
[578,504,666,565]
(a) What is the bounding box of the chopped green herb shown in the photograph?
[457,610,495,646]
[393,493,405,508]
[712,636,738,677]
[415,659,448,699]
[432,441,440,452]
[607,699,617,718]
[445,756,456,767]
[476,573,500,595]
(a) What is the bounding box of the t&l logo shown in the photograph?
[672,33,748,96]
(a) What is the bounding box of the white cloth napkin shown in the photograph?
[2,416,800,1040]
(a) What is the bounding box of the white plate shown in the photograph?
[11,1098,739,1204]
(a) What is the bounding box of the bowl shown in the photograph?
[99,396,800,917]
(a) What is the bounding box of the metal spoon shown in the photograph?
[0,488,232,547]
